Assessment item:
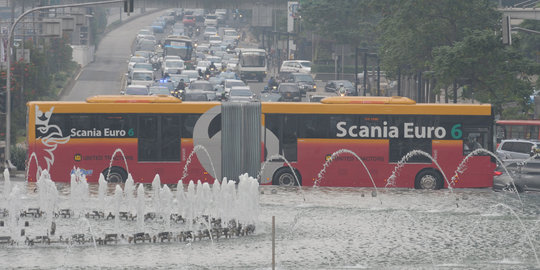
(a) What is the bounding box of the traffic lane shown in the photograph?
[63,10,166,101]
[246,80,330,102]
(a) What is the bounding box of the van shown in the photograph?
[280,60,312,74]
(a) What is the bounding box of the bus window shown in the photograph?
[463,129,489,155]
[265,114,298,162]
[298,115,329,138]
[182,114,200,138]
[161,115,181,161]
[282,115,298,162]
[138,115,159,161]
[389,139,432,163]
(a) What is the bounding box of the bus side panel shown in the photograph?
[433,140,494,188]
[295,139,393,188]
[27,139,212,184]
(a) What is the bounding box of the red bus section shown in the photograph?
[496,119,540,141]
[27,96,495,189]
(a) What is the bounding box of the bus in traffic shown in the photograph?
[495,119,540,142]
[236,48,267,82]
[163,35,193,67]
[27,96,495,189]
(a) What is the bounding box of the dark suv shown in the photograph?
[281,73,316,95]
[278,83,301,102]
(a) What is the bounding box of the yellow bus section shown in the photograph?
[321,96,416,105]
[261,96,492,116]
[86,95,182,103]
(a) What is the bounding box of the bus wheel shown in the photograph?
[273,168,301,186]
[415,169,443,190]
[103,167,127,183]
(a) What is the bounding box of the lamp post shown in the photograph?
[355,48,367,96]
[4,0,124,167]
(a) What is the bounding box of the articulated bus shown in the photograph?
[27,96,495,189]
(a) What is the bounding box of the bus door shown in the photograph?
[262,114,298,184]
[265,114,298,162]
[138,115,182,163]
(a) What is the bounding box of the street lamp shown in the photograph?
[4,0,124,168]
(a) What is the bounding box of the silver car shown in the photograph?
[496,139,540,161]
[494,157,540,192]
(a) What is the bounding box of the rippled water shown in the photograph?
[1,180,540,269]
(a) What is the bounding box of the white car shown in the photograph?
[123,84,149,95]
[163,59,185,75]
[208,35,222,46]
[204,14,218,26]
[280,60,312,74]
[222,79,246,93]
[196,60,211,72]
[129,70,154,87]
[127,56,147,74]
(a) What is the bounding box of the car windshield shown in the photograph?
[231,89,252,96]
[280,85,299,92]
[132,72,153,81]
[133,63,152,71]
[165,61,184,68]
[149,87,170,95]
[126,87,148,95]
[130,57,146,63]
[183,71,199,78]
[294,74,314,82]
[205,27,217,32]
[227,81,245,87]
[184,93,208,101]
[337,81,353,88]
[299,61,312,68]
[190,82,214,91]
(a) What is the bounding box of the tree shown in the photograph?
[299,0,380,48]
[432,29,540,117]
[377,0,501,76]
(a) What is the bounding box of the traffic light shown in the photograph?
[124,0,134,13]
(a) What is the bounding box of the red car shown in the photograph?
[182,15,195,26]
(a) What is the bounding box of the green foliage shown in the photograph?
[10,144,26,171]
[432,29,540,116]
[299,0,380,48]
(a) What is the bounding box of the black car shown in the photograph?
[281,73,316,95]
[278,83,301,102]
[325,80,355,95]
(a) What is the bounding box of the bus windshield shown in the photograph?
[241,52,265,67]
[164,39,193,61]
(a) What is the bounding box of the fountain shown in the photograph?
[180,145,218,183]
[4,146,540,269]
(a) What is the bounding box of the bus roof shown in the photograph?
[27,96,491,116]
[238,48,265,53]
[165,35,191,41]
[321,96,415,104]
[86,95,181,103]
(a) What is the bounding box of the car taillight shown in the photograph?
[494,171,503,176]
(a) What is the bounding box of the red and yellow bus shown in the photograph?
[496,119,540,142]
[27,95,495,189]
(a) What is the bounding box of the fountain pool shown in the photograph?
[1,177,540,269]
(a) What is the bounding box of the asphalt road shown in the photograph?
[61,11,334,102]
[62,11,166,101]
